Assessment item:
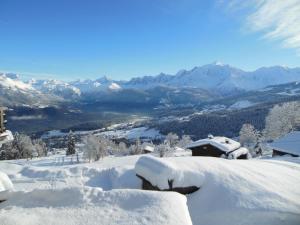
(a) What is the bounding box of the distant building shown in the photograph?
[142,145,154,154]
[187,135,250,159]
[270,131,300,157]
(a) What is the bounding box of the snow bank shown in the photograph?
[0,187,193,225]
[135,155,205,189]
[0,171,14,201]
[136,156,300,225]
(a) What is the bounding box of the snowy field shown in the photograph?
[1,153,300,225]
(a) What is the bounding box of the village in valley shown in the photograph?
[0,100,300,225]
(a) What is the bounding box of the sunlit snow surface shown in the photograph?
[0,153,300,225]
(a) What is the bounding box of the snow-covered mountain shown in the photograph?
[0,73,60,107]
[123,63,300,94]
[29,79,81,99]
[1,63,300,107]
[70,76,121,93]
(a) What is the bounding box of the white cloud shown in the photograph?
[221,0,300,54]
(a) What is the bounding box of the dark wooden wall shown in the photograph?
[272,149,299,157]
[191,144,224,157]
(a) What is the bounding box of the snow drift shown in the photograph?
[0,171,14,201]
[135,156,300,225]
[0,187,193,225]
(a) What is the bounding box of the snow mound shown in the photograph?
[84,166,140,190]
[0,171,14,201]
[0,187,193,225]
[135,155,205,189]
[135,156,300,225]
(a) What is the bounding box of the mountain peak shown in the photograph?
[212,61,225,66]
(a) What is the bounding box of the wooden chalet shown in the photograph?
[270,131,300,157]
[187,135,249,159]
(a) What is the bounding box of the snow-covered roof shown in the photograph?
[135,155,204,189]
[143,145,154,152]
[0,130,14,148]
[227,147,250,159]
[186,136,241,153]
[270,131,300,156]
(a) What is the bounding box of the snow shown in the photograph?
[70,76,123,93]
[1,152,300,225]
[229,100,255,109]
[0,130,14,148]
[0,74,34,91]
[0,155,192,224]
[270,131,300,156]
[135,156,300,225]
[0,188,192,225]
[109,82,121,90]
[40,122,161,141]
[187,136,241,153]
[123,64,300,93]
[143,145,154,152]
[0,171,14,201]
[135,155,205,189]
[0,171,13,192]
[99,126,162,140]
[227,147,250,159]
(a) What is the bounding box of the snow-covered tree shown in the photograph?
[165,133,179,148]
[33,139,47,157]
[239,124,259,147]
[130,138,143,155]
[66,131,76,155]
[117,142,128,155]
[178,135,192,148]
[12,133,34,159]
[264,101,300,140]
[82,134,107,162]
[239,124,261,156]
[155,143,170,158]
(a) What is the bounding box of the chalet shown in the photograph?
[142,145,154,154]
[186,135,249,159]
[270,131,300,157]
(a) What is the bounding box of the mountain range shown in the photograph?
[1,62,300,106]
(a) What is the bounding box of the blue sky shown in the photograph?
[0,0,299,81]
